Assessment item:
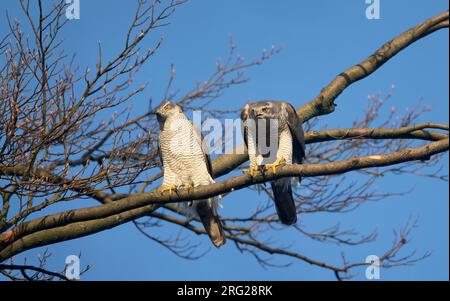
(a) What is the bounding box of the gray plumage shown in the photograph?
[241,100,305,225]
[155,101,226,247]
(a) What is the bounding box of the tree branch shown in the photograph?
[1,138,447,262]
[209,10,449,178]
[0,3,448,279]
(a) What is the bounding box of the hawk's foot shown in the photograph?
[178,183,193,190]
[160,184,177,195]
[243,166,260,177]
[264,157,287,174]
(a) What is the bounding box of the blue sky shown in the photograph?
[0,0,448,280]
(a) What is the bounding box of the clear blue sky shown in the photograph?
[0,0,448,280]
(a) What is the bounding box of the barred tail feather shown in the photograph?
[196,200,226,247]
[271,178,298,225]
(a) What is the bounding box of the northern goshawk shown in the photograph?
[155,101,226,247]
[241,100,305,225]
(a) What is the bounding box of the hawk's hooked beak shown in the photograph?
[252,106,269,118]
[255,110,265,118]
[250,107,261,118]
[155,102,168,118]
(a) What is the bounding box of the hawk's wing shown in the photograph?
[157,139,164,168]
[240,103,251,148]
[192,122,214,177]
[283,102,305,164]
[272,101,303,225]
[203,148,213,177]
[192,118,225,247]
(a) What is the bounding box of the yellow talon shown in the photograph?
[264,158,286,174]
[160,185,177,194]
[243,166,260,176]
[179,183,193,190]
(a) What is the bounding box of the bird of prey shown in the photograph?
[155,101,226,247]
[241,101,305,225]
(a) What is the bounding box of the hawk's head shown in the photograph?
[244,101,282,120]
[155,101,182,122]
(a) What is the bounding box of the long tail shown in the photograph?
[196,200,226,247]
[271,178,298,225]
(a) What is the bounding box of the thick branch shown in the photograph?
[210,10,449,178]
[297,10,449,122]
[1,122,446,246]
[305,123,448,144]
[1,138,447,261]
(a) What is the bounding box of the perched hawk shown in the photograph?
[241,101,305,225]
[155,101,226,247]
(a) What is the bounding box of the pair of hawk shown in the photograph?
[155,101,305,247]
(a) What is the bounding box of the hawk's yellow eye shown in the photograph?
[262,107,269,113]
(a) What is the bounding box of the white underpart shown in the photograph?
[277,128,293,164]
[247,126,293,167]
[159,112,218,217]
[246,125,259,167]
